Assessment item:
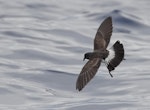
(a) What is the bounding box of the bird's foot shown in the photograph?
[109,71,113,78]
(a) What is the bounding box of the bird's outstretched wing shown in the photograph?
[94,32,106,50]
[76,58,101,91]
[94,17,112,50]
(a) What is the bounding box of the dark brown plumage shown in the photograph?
[94,17,112,50]
[76,16,124,91]
[107,40,124,73]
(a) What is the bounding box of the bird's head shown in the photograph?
[83,52,92,61]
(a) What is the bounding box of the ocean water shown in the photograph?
[0,0,150,110]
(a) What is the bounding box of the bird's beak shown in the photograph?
[83,57,85,61]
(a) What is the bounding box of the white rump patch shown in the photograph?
[105,48,115,64]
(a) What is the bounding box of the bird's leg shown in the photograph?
[104,60,113,78]
[109,71,113,77]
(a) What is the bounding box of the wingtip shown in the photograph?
[116,40,124,45]
[103,16,112,23]
[76,82,82,92]
[76,87,82,92]
[116,40,120,44]
[114,40,124,48]
[107,16,112,20]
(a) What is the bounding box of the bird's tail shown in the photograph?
[105,40,124,75]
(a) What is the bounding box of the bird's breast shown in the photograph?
[90,50,108,59]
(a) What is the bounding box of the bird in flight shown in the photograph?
[76,17,124,91]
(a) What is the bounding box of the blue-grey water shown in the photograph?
[0,0,150,110]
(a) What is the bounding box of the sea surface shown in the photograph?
[0,0,150,110]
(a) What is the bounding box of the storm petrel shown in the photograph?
[76,17,124,91]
